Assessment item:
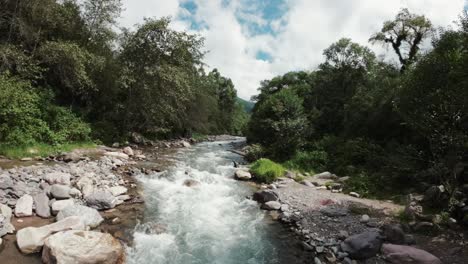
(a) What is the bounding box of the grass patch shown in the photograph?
[0,141,96,159]
[191,133,208,141]
[283,151,328,174]
[250,158,286,183]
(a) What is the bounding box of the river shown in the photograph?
[127,138,306,264]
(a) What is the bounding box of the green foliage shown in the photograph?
[237,97,255,113]
[0,142,95,159]
[343,173,379,198]
[283,151,328,174]
[244,144,265,162]
[250,158,286,183]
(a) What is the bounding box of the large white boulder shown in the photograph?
[234,170,252,180]
[0,204,15,236]
[51,199,74,215]
[43,172,71,185]
[16,216,85,254]
[42,230,125,264]
[33,192,51,218]
[122,147,134,156]
[57,205,103,229]
[50,184,71,199]
[15,194,33,217]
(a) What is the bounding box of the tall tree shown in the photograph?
[370,8,433,73]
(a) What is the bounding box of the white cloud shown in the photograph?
[119,0,465,100]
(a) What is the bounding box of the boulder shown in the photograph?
[301,180,315,187]
[181,141,191,148]
[50,184,71,199]
[43,172,71,186]
[314,172,338,180]
[15,194,33,217]
[235,170,252,180]
[69,188,82,198]
[122,147,134,156]
[108,186,127,196]
[16,216,85,254]
[381,244,442,264]
[85,191,117,210]
[349,192,360,198]
[51,199,74,215]
[0,204,15,237]
[56,205,103,229]
[42,230,124,264]
[382,224,406,245]
[341,231,383,259]
[33,192,51,218]
[0,175,13,190]
[252,190,279,203]
[261,201,281,210]
[104,152,129,160]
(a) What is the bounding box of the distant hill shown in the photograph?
[237,98,255,113]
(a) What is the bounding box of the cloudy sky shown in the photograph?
[119,0,467,100]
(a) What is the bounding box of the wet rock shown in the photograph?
[56,205,104,229]
[43,172,71,185]
[314,257,322,264]
[17,216,85,254]
[253,190,279,203]
[413,222,435,233]
[33,192,51,218]
[50,184,71,199]
[382,224,405,244]
[51,199,74,215]
[42,230,124,264]
[261,201,281,211]
[15,194,33,217]
[183,179,200,187]
[85,191,117,210]
[381,243,442,264]
[181,141,191,148]
[69,188,82,198]
[234,170,252,180]
[340,231,383,259]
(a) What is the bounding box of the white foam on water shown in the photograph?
[127,140,280,264]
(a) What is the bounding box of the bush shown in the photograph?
[244,144,265,162]
[284,150,328,173]
[250,158,286,183]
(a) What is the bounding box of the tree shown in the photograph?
[81,0,122,47]
[370,8,433,73]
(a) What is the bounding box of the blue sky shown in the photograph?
[120,0,466,100]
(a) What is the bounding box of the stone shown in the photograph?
[382,224,406,245]
[50,184,71,199]
[33,192,51,218]
[349,192,360,198]
[183,179,200,187]
[302,180,315,187]
[252,190,279,203]
[122,146,134,156]
[15,194,33,217]
[0,175,13,190]
[181,141,191,148]
[234,170,252,180]
[320,206,348,217]
[314,257,322,264]
[381,244,442,264]
[316,186,327,190]
[16,216,85,254]
[261,201,281,211]
[314,172,337,180]
[341,231,383,260]
[57,205,104,229]
[360,214,370,223]
[69,188,82,198]
[0,204,15,237]
[109,186,128,196]
[104,152,129,160]
[51,199,74,215]
[337,176,350,183]
[43,172,71,185]
[42,230,124,264]
[85,191,117,210]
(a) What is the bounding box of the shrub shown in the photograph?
[284,150,328,173]
[250,158,286,183]
[244,144,265,162]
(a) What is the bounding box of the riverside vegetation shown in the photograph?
[0,0,249,158]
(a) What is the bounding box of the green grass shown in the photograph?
[0,142,96,159]
[250,158,286,183]
[191,133,208,141]
[282,151,328,174]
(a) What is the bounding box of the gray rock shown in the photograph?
[252,190,279,203]
[413,222,435,233]
[0,204,15,237]
[33,192,51,218]
[122,146,134,156]
[85,191,117,210]
[360,214,370,223]
[43,172,71,186]
[261,201,281,210]
[56,205,104,228]
[341,231,383,260]
[234,170,252,180]
[382,224,406,244]
[320,206,348,217]
[108,186,127,196]
[381,243,442,264]
[349,192,360,198]
[69,188,82,198]
[0,175,13,190]
[301,180,315,187]
[50,185,71,199]
[15,194,33,217]
[51,199,74,215]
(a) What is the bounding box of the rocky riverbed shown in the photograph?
[234,168,468,264]
[0,137,198,264]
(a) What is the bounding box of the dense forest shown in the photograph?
[246,9,468,212]
[0,0,248,150]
